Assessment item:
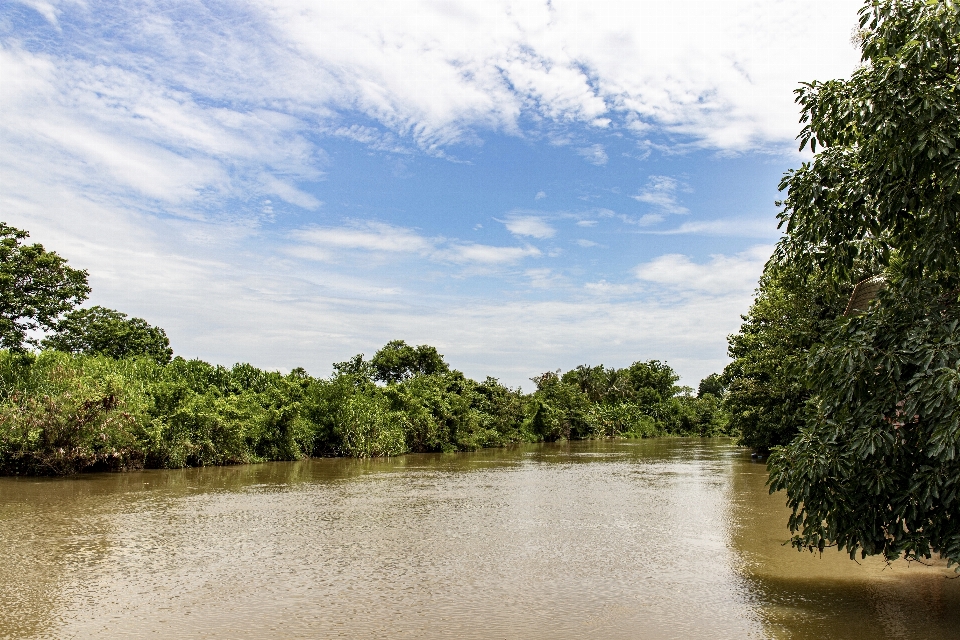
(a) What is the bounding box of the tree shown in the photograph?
[722,264,848,452]
[625,360,679,401]
[370,340,449,383]
[43,306,173,363]
[767,0,960,567]
[696,373,725,399]
[0,222,90,351]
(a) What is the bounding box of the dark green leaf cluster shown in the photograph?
[369,340,450,383]
[765,0,960,568]
[0,223,90,351]
[723,264,849,452]
[779,0,960,284]
[697,373,725,399]
[769,277,960,566]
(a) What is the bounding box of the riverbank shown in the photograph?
[0,349,729,476]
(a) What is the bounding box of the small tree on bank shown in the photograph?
[43,306,173,364]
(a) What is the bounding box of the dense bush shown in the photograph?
[0,342,731,475]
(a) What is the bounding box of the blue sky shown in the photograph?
[0,0,863,388]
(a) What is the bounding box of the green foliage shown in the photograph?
[723,265,848,452]
[766,0,960,567]
[530,370,593,440]
[0,344,729,476]
[42,306,173,364]
[531,360,730,441]
[0,222,90,351]
[331,393,408,458]
[778,0,960,284]
[697,373,725,399]
[370,340,449,383]
[770,277,960,566]
[0,352,149,474]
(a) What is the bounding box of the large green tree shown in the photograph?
[723,264,848,452]
[42,306,173,364]
[0,223,90,351]
[768,0,960,567]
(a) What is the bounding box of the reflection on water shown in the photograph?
[0,440,956,639]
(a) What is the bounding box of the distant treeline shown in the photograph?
[0,341,729,475]
[1,221,728,475]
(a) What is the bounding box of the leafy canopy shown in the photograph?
[0,222,90,351]
[370,340,450,384]
[768,0,960,567]
[722,264,848,452]
[43,305,173,364]
[777,0,960,283]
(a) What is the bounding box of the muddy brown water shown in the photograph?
[1,439,957,639]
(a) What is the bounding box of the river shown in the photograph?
[1,439,956,639]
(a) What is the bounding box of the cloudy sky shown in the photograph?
[1,0,863,388]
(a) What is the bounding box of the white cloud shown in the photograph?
[576,239,599,248]
[253,0,861,151]
[535,191,546,200]
[331,125,412,154]
[5,0,863,168]
[643,218,780,238]
[0,45,322,217]
[291,221,540,266]
[295,222,433,254]
[501,214,556,239]
[525,268,563,289]
[260,175,323,210]
[440,243,541,265]
[576,220,597,227]
[577,144,608,166]
[633,245,772,294]
[637,214,666,226]
[15,0,62,25]
[632,175,688,214]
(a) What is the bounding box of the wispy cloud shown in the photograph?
[291,221,540,266]
[641,218,779,238]
[440,243,541,265]
[295,222,432,253]
[577,144,608,166]
[330,125,413,155]
[632,176,688,214]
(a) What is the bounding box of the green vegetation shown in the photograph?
[0,346,729,476]
[721,265,849,453]
[0,221,730,477]
[42,306,173,364]
[723,0,959,567]
[1,222,90,352]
